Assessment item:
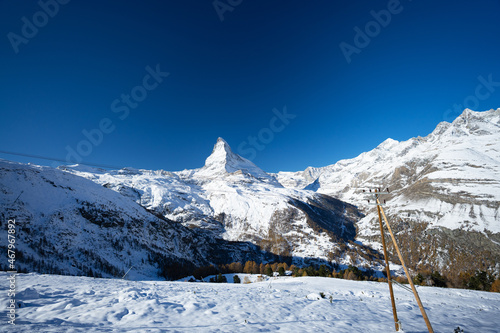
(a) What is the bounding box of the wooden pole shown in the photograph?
[376,198,400,331]
[377,200,434,333]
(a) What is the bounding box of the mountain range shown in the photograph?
[1,108,499,279]
[277,108,500,275]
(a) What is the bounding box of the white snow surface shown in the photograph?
[2,272,499,332]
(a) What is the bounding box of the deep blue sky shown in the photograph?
[1,0,499,172]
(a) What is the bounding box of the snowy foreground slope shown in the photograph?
[2,272,499,333]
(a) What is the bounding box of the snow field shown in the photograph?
[1,272,499,332]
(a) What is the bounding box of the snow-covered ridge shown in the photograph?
[276,108,500,234]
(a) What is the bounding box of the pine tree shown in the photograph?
[305,266,316,276]
[413,273,425,286]
[318,265,329,277]
[278,266,285,276]
[467,270,494,291]
[431,271,446,288]
[233,275,241,284]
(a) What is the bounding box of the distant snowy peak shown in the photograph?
[376,138,399,150]
[458,107,500,123]
[428,108,500,139]
[278,109,500,185]
[195,137,275,182]
[450,108,500,135]
[366,109,500,157]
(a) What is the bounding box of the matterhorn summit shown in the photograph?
[194,137,276,182]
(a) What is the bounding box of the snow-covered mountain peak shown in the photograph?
[205,137,236,168]
[449,108,500,135]
[195,137,274,181]
[418,108,500,144]
[456,107,499,121]
[376,138,399,150]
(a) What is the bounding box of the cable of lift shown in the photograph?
[0,149,124,170]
